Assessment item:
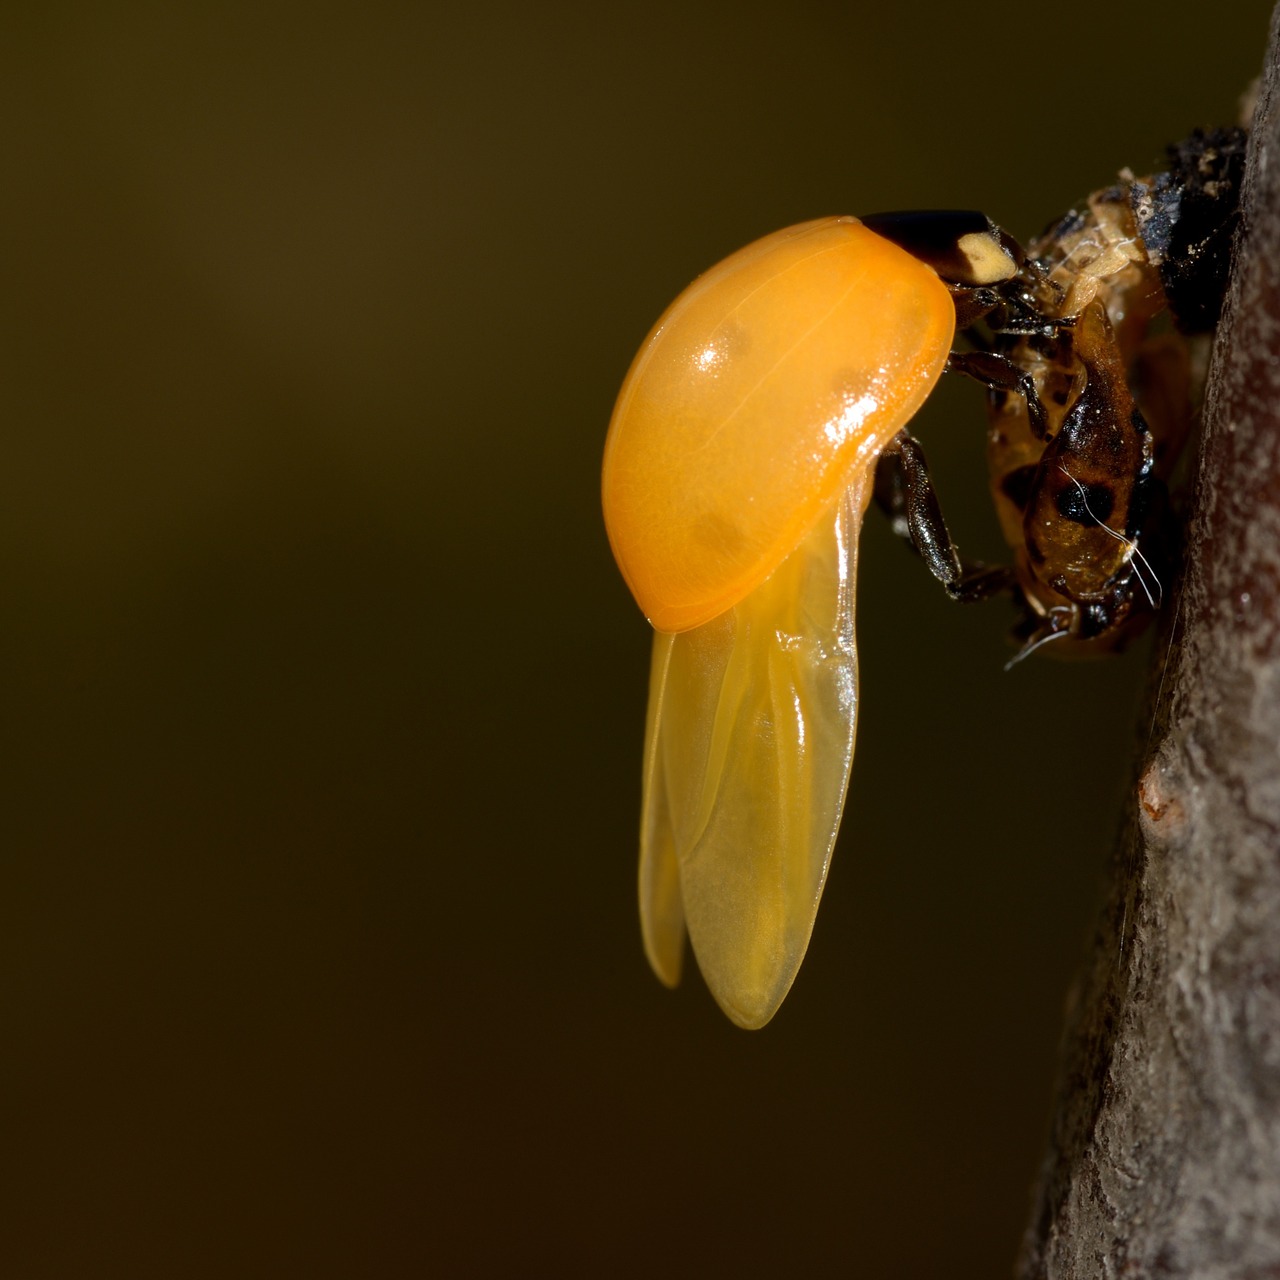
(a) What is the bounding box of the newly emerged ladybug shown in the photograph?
[603,130,1245,1029]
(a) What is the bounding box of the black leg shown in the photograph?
[946,350,1050,439]
[873,432,1015,602]
[948,283,1073,337]
[948,285,1000,330]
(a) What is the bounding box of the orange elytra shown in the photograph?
[602,216,956,634]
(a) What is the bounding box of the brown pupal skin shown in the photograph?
[1021,305,1152,597]
[866,141,1243,659]
[981,179,1202,653]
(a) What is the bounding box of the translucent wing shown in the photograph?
[638,478,868,1028]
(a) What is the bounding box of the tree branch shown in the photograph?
[1018,9,1280,1277]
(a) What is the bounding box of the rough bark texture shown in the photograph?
[1018,10,1280,1278]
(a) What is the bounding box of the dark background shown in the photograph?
[2,4,1271,1275]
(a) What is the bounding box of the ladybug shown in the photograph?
[602,130,1245,1029]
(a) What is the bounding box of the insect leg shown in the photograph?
[948,279,1073,338]
[947,350,1049,439]
[873,431,1014,602]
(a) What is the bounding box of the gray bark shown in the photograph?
[1018,9,1280,1278]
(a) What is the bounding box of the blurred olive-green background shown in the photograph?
[3,4,1270,1275]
